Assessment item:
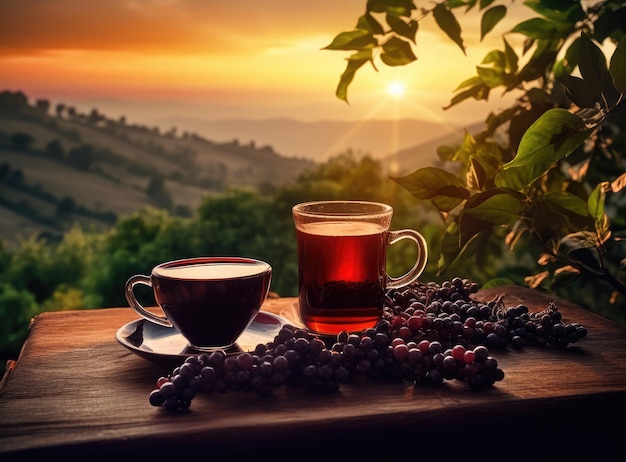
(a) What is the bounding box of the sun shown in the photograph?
[386,80,407,98]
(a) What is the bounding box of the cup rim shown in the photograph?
[292,200,392,218]
[152,256,272,281]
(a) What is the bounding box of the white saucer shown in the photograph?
[116,311,290,365]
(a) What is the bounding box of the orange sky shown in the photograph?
[0,0,534,125]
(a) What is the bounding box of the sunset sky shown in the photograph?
[0,0,534,127]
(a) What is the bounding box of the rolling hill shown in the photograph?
[382,121,485,175]
[0,90,316,247]
[158,115,467,162]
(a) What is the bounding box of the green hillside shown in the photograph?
[0,90,316,247]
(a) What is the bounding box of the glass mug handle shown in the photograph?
[124,274,173,327]
[386,229,428,290]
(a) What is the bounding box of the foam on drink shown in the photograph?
[155,261,270,280]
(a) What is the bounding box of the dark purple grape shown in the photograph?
[149,278,589,413]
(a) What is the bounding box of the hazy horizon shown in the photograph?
[1,1,532,134]
[14,91,506,162]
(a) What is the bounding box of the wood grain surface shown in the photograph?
[1,286,625,461]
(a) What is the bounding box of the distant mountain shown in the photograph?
[154,116,469,162]
[0,90,316,247]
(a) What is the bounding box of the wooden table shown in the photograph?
[1,286,625,461]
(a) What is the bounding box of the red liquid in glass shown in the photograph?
[296,221,387,335]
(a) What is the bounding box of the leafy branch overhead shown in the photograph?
[324,0,509,103]
[327,0,626,307]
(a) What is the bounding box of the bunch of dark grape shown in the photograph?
[382,277,588,351]
[149,325,351,412]
[331,329,504,389]
[148,277,588,413]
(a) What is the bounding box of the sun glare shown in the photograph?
[386,81,406,98]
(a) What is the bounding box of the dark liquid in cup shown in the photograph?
[153,260,271,348]
[296,221,386,335]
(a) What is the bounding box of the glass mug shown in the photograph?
[292,200,427,335]
[125,256,272,351]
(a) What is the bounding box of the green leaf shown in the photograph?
[525,88,554,106]
[458,188,524,247]
[387,14,418,43]
[510,18,566,39]
[390,166,470,212]
[516,38,561,83]
[335,53,370,103]
[437,222,491,275]
[553,37,581,77]
[466,156,486,190]
[522,37,535,55]
[462,190,523,226]
[559,232,604,274]
[372,0,415,17]
[557,74,600,108]
[437,144,457,162]
[453,75,482,92]
[588,181,608,229]
[495,108,594,190]
[452,130,478,165]
[448,0,472,8]
[380,36,417,66]
[443,83,490,109]
[437,223,463,274]
[503,37,518,74]
[543,191,590,217]
[538,191,595,234]
[323,29,377,51]
[479,0,496,10]
[522,0,585,24]
[366,0,391,13]
[476,65,505,88]
[474,142,504,181]
[579,32,620,108]
[609,34,626,93]
[433,3,466,55]
[356,13,385,35]
[481,5,506,41]
[592,4,626,44]
[481,49,506,69]
[449,229,492,273]
[458,212,493,249]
